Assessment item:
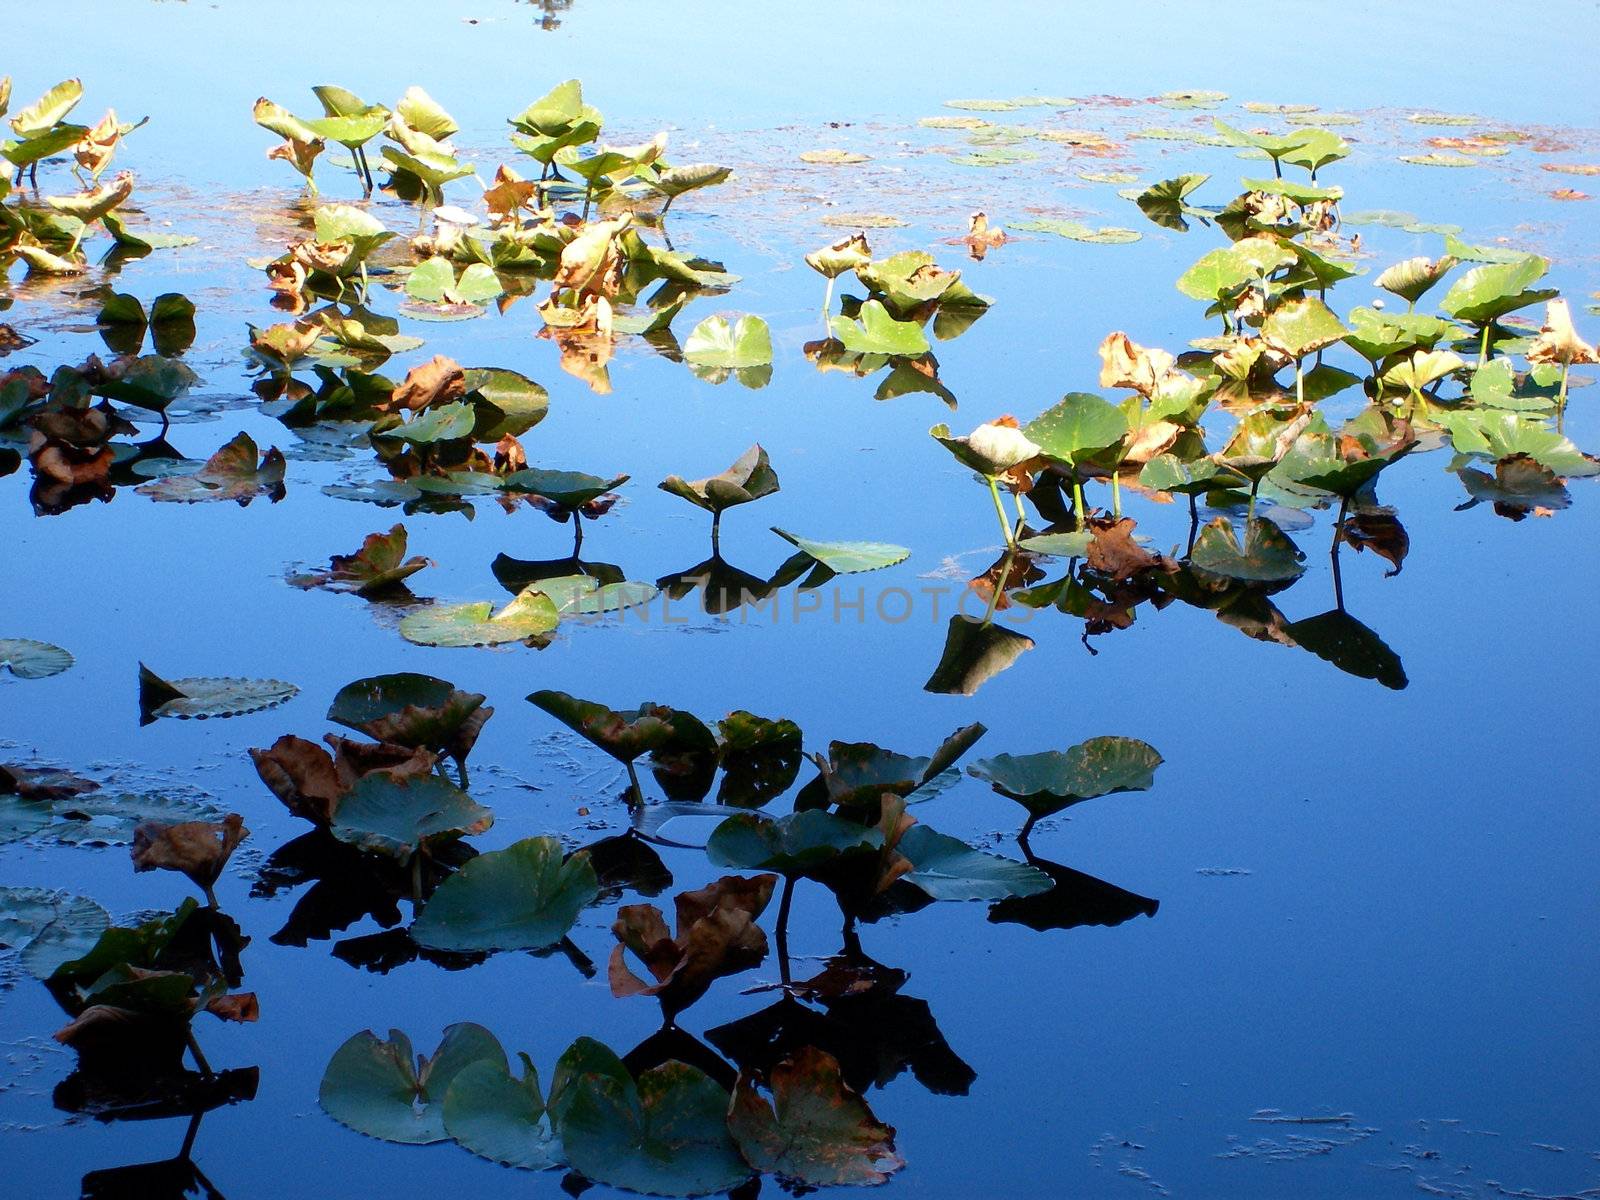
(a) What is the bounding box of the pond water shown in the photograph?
[3,3,1599,1198]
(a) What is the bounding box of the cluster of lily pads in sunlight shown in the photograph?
[1,76,192,282]
[5,72,1600,1198]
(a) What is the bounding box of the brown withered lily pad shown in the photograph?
[728,1045,904,1186]
[131,813,249,903]
[136,432,286,505]
[609,873,778,1015]
[290,524,433,595]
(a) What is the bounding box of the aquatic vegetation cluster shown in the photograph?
[2,71,1598,1196]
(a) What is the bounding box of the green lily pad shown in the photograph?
[770,528,909,574]
[683,314,772,368]
[138,663,298,722]
[707,810,882,876]
[968,736,1164,820]
[1442,256,1557,326]
[527,691,682,765]
[0,887,111,979]
[399,588,560,647]
[1011,218,1141,245]
[898,824,1051,900]
[23,789,224,847]
[828,300,929,356]
[411,836,597,952]
[498,468,628,510]
[443,1054,561,1170]
[1189,517,1306,585]
[659,445,779,515]
[321,1024,507,1144]
[465,367,549,440]
[0,638,73,680]
[330,772,493,861]
[327,672,489,765]
[1024,392,1128,466]
[374,402,477,446]
[560,1055,750,1197]
[536,575,659,617]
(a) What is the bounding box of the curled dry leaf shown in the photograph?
[248,734,434,826]
[391,354,467,411]
[1086,516,1171,581]
[131,812,249,895]
[609,873,779,1015]
[1098,332,1176,397]
[1526,299,1598,367]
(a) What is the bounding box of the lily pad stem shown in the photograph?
[985,475,1016,548]
[1478,323,1491,367]
[185,1031,214,1078]
[625,759,644,808]
[775,876,795,987]
[1558,360,1571,411]
[410,852,423,904]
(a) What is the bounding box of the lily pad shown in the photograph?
[968,736,1164,820]
[560,1055,750,1197]
[1189,517,1306,585]
[729,1046,903,1186]
[411,837,597,952]
[770,528,909,574]
[399,588,560,647]
[442,1054,561,1170]
[329,772,493,861]
[828,300,929,356]
[683,315,772,368]
[0,887,111,979]
[321,1024,507,1144]
[898,824,1051,899]
[0,638,73,680]
[659,445,779,515]
[138,663,298,722]
[707,810,882,876]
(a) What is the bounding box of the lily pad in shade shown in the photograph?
[321,1024,508,1144]
[527,691,682,765]
[0,887,112,979]
[0,795,53,844]
[329,773,493,861]
[1286,610,1408,690]
[327,672,491,766]
[0,638,73,680]
[464,367,549,440]
[34,790,225,847]
[728,1046,903,1186]
[659,445,779,515]
[398,588,560,647]
[411,836,598,952]
[968,736,1164,819]
[1188,517,1306,585]
[498,469,629,509]
[442,1054,562,1170]
[682,315,772,368]
[138,663,298,722]
[708,809,883,876]
[770,528,909,573]
[898,825,1051,900]
[923,616,1034,696]
[559,1058,751,1197]
[828,302,928,358]
[1139,454,1247,497]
